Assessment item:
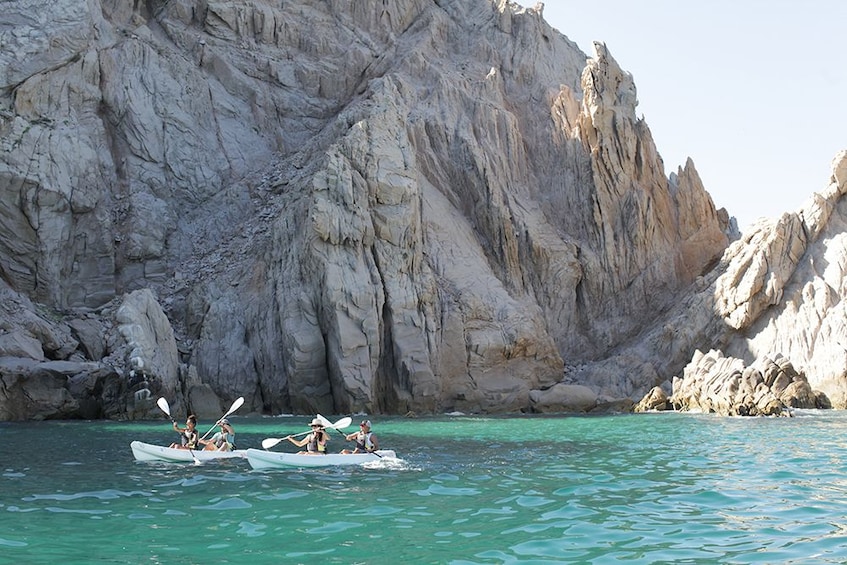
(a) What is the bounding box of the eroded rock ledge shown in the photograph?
[635,350,831,416]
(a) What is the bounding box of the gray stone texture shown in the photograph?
[0,0,844,419]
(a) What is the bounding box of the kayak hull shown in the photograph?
[245,448,396,469]
[130,441,246,462]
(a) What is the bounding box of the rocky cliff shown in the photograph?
[0,0,842,420]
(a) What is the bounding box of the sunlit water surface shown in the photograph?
[2,411,847,564]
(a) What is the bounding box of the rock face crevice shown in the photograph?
[0,0,843,420]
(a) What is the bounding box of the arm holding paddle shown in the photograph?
[291,418,329,454]
[156,396,244,462]
[169,414,200,449]
[156,398,200,463]
[200,419,236,451]
[285,432,322,450]
[339,419,379,455]
[261,416,352,450]
[199,397,244,441]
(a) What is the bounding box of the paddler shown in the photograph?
[286,418,329,455]
[169,414,200,450]
[341,419,379,454]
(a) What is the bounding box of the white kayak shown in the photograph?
[130,441,247,463]
[245,448,396,469]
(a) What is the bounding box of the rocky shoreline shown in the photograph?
[635,350,831,417]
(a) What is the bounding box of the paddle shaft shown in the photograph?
[156,397,200,464]
[275,429,314,442]
[200,396,244,440]
[156,397,176,423]
[332,426,381,457]
[264,427,326,447]
[315,413,380,457]
[261,416,351,450]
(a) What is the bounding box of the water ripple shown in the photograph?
[256,490,308,501]
[411,484,481,497]
[192,497,252,511]
[22,489,150,501]
[347,505,404,517]
[44,507,111,515]
[235,521,266,537]
[0,537,27,547]
[306,521,361,534]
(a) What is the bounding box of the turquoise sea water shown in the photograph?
[2,411,847,564]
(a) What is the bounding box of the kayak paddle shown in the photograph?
[317,414,381,457]
[156,397,176,423]
[260,430,311,449]
[316,414,350,430]
[156,397,200,464]
[261,416,353,450]
[200,396,245,440]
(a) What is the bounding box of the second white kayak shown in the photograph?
[245,448,396,469]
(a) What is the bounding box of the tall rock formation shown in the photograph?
[716,151,847,407]
[2,0,841,420]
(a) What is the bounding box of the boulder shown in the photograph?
[530,383,598,413]
[0,330,45,361]
[115,289,181,400]
[633,386,670,412]
[67,317,106,360]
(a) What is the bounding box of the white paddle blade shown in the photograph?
[316,414,352,430]
[224,396,245,418]
[156,397,171,417]
[333,417,352,430]
[261,437,283,449]
[201,397,247,440]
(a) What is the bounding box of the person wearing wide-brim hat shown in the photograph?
[286,418,329,455]
[342,419,379,454]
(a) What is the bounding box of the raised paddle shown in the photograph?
[156,397,200,464]
[156,397,176,423]
[317,414,381,457]
[200,396,245,440]
[260,416,353,450]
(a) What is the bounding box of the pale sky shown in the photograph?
[516,1,846,231]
